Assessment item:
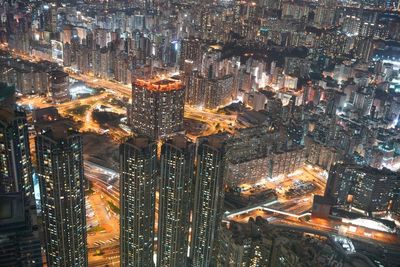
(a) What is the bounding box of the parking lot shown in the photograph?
[227,165,327,223]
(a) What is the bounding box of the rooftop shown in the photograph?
[165,134,193,150]
[0,108,15,124]
[224,218,377,267]
[133,76,183,92]
[0,107,25,125]
[37,120,78,141]
[201,133,230,149]
[0,83,15,102]
[48,70,69,78]
[125,135,155,149]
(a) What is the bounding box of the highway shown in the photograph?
[84,161,120,265]
[225,165,400,249]
[4,45,399,264]
[4,45,239,142]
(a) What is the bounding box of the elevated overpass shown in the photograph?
[223,199,311,221]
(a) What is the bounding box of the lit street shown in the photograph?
[1,2,400,266]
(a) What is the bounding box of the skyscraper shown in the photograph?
[36,125,87,267]
[190,134,228,267]
[157,135,195,267]
[0,107,33,201]
[0,192,42,267]
[130,77,185,139]
[0,82,16,108]
[314,0,337,28]
[180,38,202,70]
[185,70,206,107]
[120,136,157,267]
[204,75,234,109]
[324,89,340,118]
[48,70,70,104]
[325,164,400,214]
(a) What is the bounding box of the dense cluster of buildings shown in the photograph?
[325,164,400,216]
[2,0,399,109]
[0,85,42,266]
[35,125,87,266]
[0,57,71,103]
[0,0,400,266]
[217,217,373,267]
[129,77,185,139]
[120,134,227,267]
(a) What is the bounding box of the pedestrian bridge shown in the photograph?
[223,200,311,221]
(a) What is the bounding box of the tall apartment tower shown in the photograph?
[325,164,400,214]
[35,125,87,267]
[48,70,70,104]
[0,193,42,267]
[157,135,195,267]
[0,107,33,201]
[120,136,157,267]
[185,70,206,107]
[190,134,228,267]
[180,38,202,70]
[130,77,185,140]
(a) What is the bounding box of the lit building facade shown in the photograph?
[217,218,366,267]
[185,71,206,107]
[0,108,33,201]
[130,77,185,139]
[205,75,234,109]
[48,70,70,104]
[0,193,42,267]
[120,136,157,267]
[36,126,87,267]
[225,148,306,187]
[223,125,305,187]
[305,137,339,172]
[157,135,194,267]
[180,38,203,69]
[191,134,228,267]
[325,164,400,214]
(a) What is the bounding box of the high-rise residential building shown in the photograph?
[48,70,70,104]
[342,15,361,36]
[0,83,16,107]
[225,125,284,164]
[314,0,337,28]
[130,77,185,139]
[305,137,340,172]
[281,2,309,20]
[145,0,154,10]
[0,107,33,201]
[204,75,234,109]
[325,164,400,214]
[185,70,206,107]
[243,91,268,111]
[201,50,221,79]
[36,125,87,267]
[355,38,374,62]
[120,136,157,267]
[180,38,202,69]
[360,22,375,38]
[261,0,282,10]
[49,3,58,32]
[324,89,340,118]
[0,193,42,267]
[217,218,370,267]
[157,135,195,267]
[283,57,311,78]
[190,134,228,267]
[225,147,306,187]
